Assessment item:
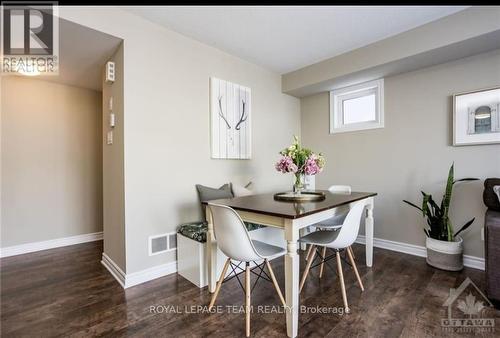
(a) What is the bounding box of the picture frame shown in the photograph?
[210,77,252,159]
[453,86,500,146]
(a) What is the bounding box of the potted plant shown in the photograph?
[275,136,325,194]
[403,164,478,271]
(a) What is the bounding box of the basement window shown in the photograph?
[330,79,384,133]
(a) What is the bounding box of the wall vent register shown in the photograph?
[149,232,177,256]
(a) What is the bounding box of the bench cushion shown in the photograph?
[177,221,265,243]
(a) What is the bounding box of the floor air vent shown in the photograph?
[149,232,176,256]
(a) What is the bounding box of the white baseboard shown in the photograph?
[125,261,177,288]
[0,232,103,258]
[101,252,177,289]
[356,235,485,271]
[101,252,126,288]
[462,255,485,271]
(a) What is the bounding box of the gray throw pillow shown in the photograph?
[196,183,234,220]
[196,183,233,203]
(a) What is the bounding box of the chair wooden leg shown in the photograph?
[348,246,355,259]
[319,246,327,278]
[347,247,364,291]
[245,262,251,337]
[336,251,350,313]
[300,245,316,292]
[265,259,286,307]
[306,244,313,262]
[305,244,313,261]
[209,258,231,310]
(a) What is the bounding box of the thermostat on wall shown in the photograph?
[105,61,115,83]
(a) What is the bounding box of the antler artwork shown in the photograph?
[218,96,248,130]
[218,96,231,129]
[235,100,247,130]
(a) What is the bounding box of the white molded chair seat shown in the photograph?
[299,201,366,313]
[300,229,340,246]
[312,185,352,231]
[252,240,285,258]
[304,185,352,260]
[312,213,347,230]
[207,203,286,337]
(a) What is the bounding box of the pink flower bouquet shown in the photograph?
[275,136,325,192]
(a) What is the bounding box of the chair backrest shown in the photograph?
[328,185,352,194]
[329,201,365,249]
[207,203,260,262]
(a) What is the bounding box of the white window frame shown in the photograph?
[329,79,384,134]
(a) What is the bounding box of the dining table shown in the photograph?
[205,190,377,338]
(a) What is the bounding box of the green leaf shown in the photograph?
[403,200,423,211]
[446,217,453,241]
[443,163,454,213]
[421,191,431,217]
[453,178,479,183]
[454,218,475,238]
[427,195,441,218]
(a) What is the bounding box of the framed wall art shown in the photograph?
[453,86,500,146]
[210,77,251,159]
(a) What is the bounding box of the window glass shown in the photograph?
[342,94,376,124]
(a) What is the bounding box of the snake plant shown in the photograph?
[403,164,478,242]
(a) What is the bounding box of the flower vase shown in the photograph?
[293,173,304,194]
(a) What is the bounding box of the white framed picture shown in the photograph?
[210,77,251,159]
[453,86,500,146]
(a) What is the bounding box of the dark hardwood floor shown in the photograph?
[1,241,499,337]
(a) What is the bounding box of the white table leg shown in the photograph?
[365,198,374,267]
[206,208,217,293]
[284,220,299,338]
[299,228,306,250]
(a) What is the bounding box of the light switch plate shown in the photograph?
[107,131,113,145]
[105,61,115,83]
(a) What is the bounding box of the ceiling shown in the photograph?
[125,6,468,74]
[36,18,122,91]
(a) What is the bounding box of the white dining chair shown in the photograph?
[305,185,353,267]
[299,201,365,313]
[316,185,352,230]
[207,203,286,337]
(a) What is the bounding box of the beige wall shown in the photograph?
[301,49,500,258]
[60,8,301,273]
[102,44,126,270]
[283,7,500,97]
[1,77,102,247]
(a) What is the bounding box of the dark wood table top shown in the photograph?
[206,191,377,219]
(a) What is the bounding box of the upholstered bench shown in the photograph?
[177,182,283,288]
[177,221,265,287]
